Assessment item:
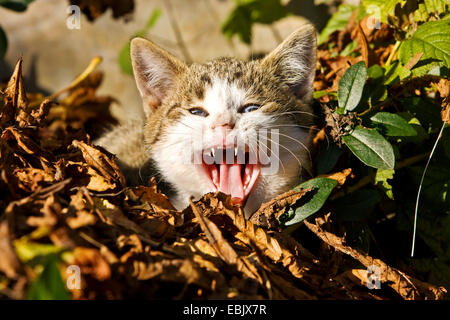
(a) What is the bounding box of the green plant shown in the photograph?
[221,0,289,44]
[223,0,450,288]
[118,8,162,75]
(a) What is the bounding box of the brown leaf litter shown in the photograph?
[0,58,446,300]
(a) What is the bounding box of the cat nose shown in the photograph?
[212,123,235,146]
[212,123,235,137]
[212,123,235,130]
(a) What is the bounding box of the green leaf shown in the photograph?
[0,25,6,60]
[407,165,450,211]
[222,5,252,44]
[146,8,162,29]
[361,0,407,24]
[340,40,357,57]
[0,0,34,11]
[335,107,346,115]
[221,0,289,44]
[118,9,161,75]
[282,178,338,226]
[370,112,417,137]
[367,64,384,80]
[363,65,388,104]
[374,168,395,199]
[414,0,449,23]
[402,96,443,132]
[399,20,450,77]
[318,4,356,45]
[383,60,411,85]
[397,112,429,144]
[317,142,343,174]
[342,126,395,169]
[118,41,133,75]
[334,189,382,221]
[313,90,329,99]
[247,0,289,24]
[26,254,70,300]
[338,61,367,112]
[14,239,64,263]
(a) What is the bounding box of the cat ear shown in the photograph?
[130,38,187,116]
[261,24,317,102]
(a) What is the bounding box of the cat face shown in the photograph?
[131,25,317,217]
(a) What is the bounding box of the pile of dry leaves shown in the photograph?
[0,58,446,300]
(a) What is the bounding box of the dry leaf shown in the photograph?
[318,168,353,186]
[0,221,22,279]
[73,247,111,281]
[250,188,312,229]
[304,219,447,300]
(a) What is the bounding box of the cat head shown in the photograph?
[130,25,317,216]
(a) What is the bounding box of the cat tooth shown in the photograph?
[245,174,251,186]
[211,148,215,157]
[234,147,238,157]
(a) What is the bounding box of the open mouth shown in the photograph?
[199,147,261,206]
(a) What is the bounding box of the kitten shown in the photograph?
[96,24,317,218]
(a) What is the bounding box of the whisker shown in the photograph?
[138,166,144,184]
[147,136,191,154]
[260,124,330,147]
[261,123,322,131]
[272,110,319,118]
[171,118,196,130]
[265,135,303,170]
[249,132,286,175]
[274,132,312,162]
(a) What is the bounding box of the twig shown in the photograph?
[202,0,238,56]
[79,231,104,249]
[163,0,192,63]
[395,153,428,169]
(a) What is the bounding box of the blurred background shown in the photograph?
[0,0,345,119]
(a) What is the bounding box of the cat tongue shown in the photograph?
[219,163,244,204]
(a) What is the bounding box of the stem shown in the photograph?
[411,118,449,257]
[396,153,428,169]
[358,100,373,117]
[164,0,192,63]
[385,40,401,66]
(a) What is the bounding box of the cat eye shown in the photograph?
[239,104,261,113]
[189,107,209,117]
